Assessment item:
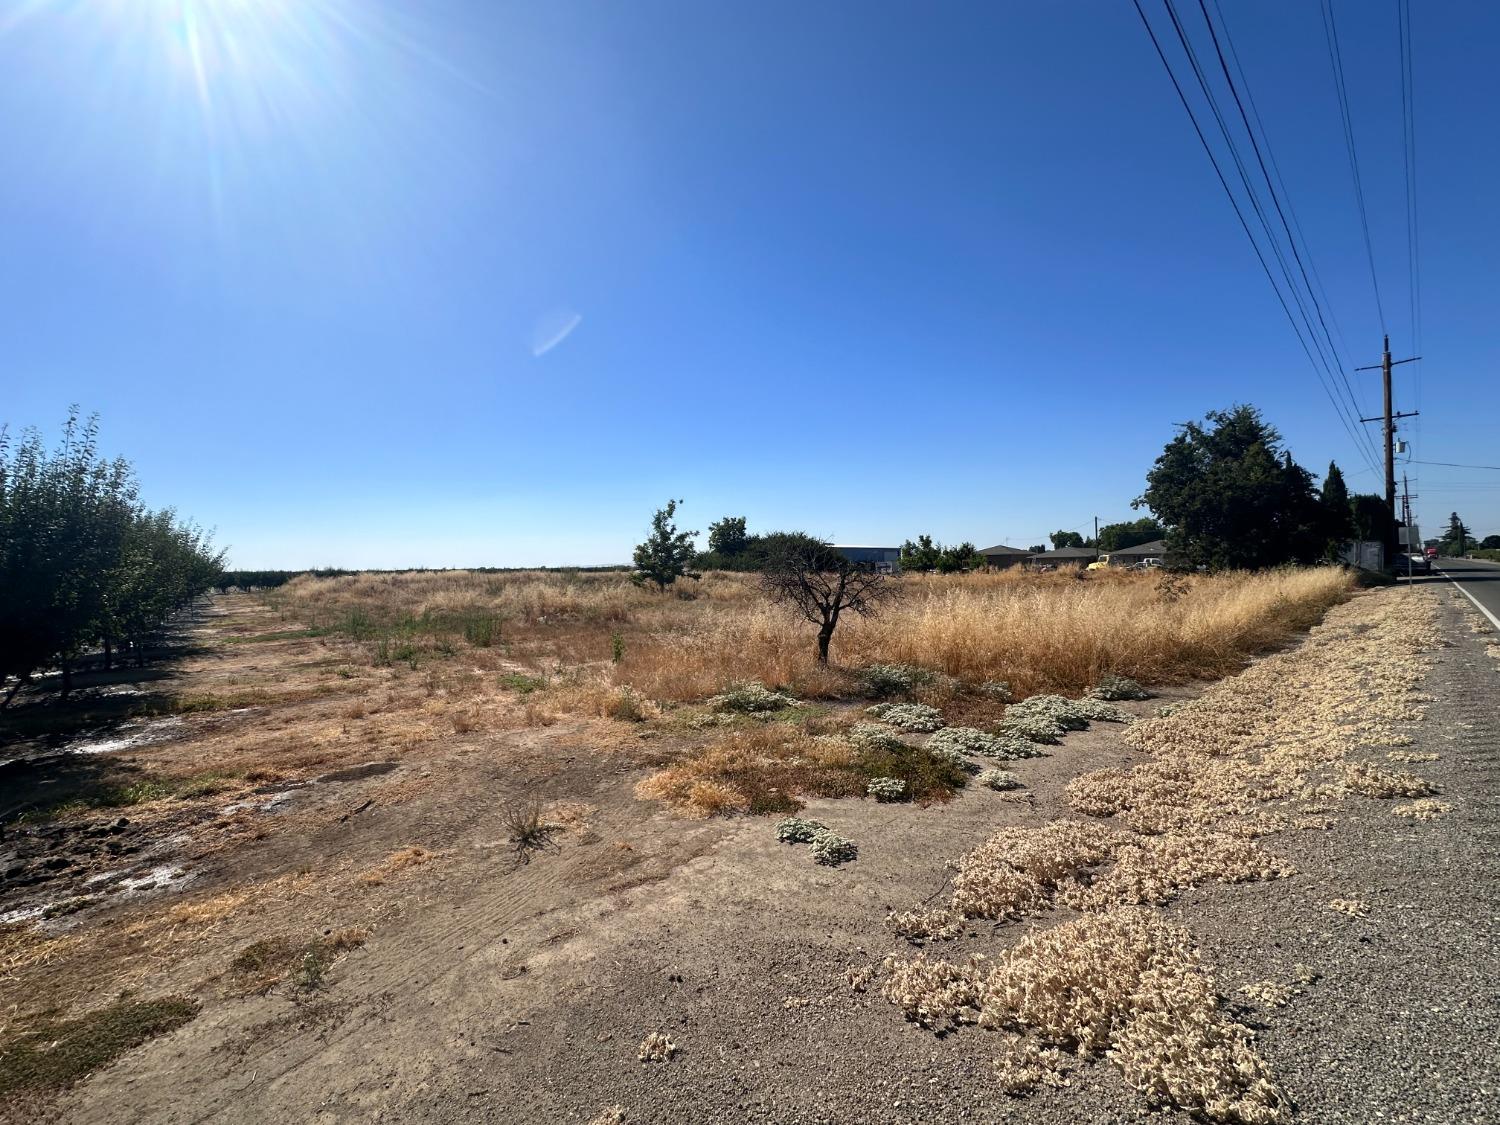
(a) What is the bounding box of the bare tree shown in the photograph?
[759,537,895,664]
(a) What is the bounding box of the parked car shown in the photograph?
[1401,553,1431,575]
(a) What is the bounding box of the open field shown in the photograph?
[2,568,1495,1124]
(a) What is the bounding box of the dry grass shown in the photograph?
[1393,798,1452,820]
[269,566,1355,706]
[634,721,968,818]
[357,846,436,887]
[881,909,1287,1123]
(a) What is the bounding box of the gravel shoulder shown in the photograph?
[43,585,1500,1125]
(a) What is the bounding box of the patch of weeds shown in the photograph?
[228,930,367,994]
[866,702,944,732]
[601,686,654,722]
[978,680,1013,703]
[776,817,827,843]
[852,740,969,802]
[42,895,100,919]
[977,768,1022,791]
[706,681,799,714]
[0,995,199,1097]
[503,800,559,864]
[462,615,501,648]
[867,777,908,802]
[927,744,981,775]
[1089,674,1151,701]
[1007,695,1090,731]
[858,663,933,700]
[223,628,330,645]
[996,714,1064,744]
[809,830,858,866]
[499,672,545,694]
[847,722,909,753]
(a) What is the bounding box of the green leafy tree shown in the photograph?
[1481,535,1500,550]
[1096,518,1165,553]
[899,535,941,573]
[1049,530,1085,549]
[1318,462,1355,559]
[632,500,699,592]
[707,516,749,557]
[1441,512,1473,556]
[1028,544,1046,555]
[1349,493,1397,554]
[1137,405,1330,570]
[1,410,222,704]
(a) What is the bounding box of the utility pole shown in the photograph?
[1357,334,1420,517]
[1093,516,1099,560]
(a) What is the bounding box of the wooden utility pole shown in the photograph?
[1357,334,1420,517]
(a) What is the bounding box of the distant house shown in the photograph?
[835,545,902,573]
[1028,546,1099,569]
[1103,539,1168,568]
[978,544,1031,570]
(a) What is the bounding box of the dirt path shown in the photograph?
[14,586,1499,1124]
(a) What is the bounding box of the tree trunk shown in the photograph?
[103,639,113,671]
[1,673,30,710]
[61,659,73,698]
[816,624,834,665]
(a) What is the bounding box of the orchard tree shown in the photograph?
[707,515,749,557]
[760,536,894,664]
[632,500,699,592]
[1137,405,1329,570]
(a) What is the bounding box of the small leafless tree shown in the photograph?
[759,538,896,664]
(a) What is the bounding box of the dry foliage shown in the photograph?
[1328,898,1370,919]
[881,910,1287,1123]
[357,846,435,887]
[1064,589,1442,834]
[1393,798,1452,820]
[271,566,1354,705]
[636,1031,677,1062]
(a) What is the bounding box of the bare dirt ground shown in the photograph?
[3,584,1496,1124]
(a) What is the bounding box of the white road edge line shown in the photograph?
[1437,566,1500,633]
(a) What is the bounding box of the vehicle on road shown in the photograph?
[1401,553,1431,575]
[1424,546,1439,559]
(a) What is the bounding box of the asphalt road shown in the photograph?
[1434,555,1500,628]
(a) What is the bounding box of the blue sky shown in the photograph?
[2,0,1496,567]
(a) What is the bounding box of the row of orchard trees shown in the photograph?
[1,412,223,704]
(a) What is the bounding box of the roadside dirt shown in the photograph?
[3,587,1495,1124]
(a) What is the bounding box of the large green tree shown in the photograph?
[1319,462,1355,559]
[1096,518,1164,552]
[1137,405,1330,570]
[1441,512,1473,556]
[632,500,699,592]
[706,515,748,557]
[1049,530,1085,550]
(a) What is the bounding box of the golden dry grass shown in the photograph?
[270,566,1356,706]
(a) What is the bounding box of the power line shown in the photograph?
[1408,460,1500,472]
[1195,0,1383,472]
[1134,0,1381,478]
[1322,0,1387,332]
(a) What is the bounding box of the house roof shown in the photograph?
[1105,539,1168,556]
[978,544,1030,556]
[1032,546,1099,559]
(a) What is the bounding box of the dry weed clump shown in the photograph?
[1328,898,1370,919]
[1064,589,1442,835]
[892,821,1290,941]
[636,1032,678,1062]
[881,910,1287,1123]
[1238,979,1297,1008]
[357,846,435,887]
[994,1036,1071,1094]
[1340,762,1435,799]
[1393,798,1452,820]
[1387,750,1439,763]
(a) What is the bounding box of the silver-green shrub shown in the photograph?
[867,702,945,732]
[848,723,910,753]
[997,714,1064,744]
[867,777,908,802]
[1089,674,1151,701]
[978,680,1014,703]
[928,745,981,775]
[977,768,1022,791]
[1007,694,1090,730]
[858,663,932,699]
[707,681,798,714]
[809,830,858,866]
[776,817,826,843]
[1070,697,1135,723]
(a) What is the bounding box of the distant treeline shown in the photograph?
[217,565,632,590]
[1,412,223,704]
